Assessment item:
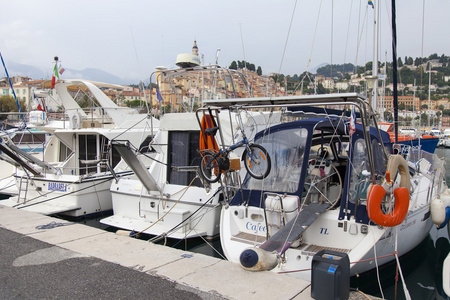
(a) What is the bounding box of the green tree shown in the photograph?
[0,95,25,120]
[125,100,142,108]
[414,57,421,67]
[257,66,262,76]
[316,83,328,94]
[229,61,237,70]
[420,113,428,126]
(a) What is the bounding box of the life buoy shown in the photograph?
[367,184,410,227]
[199,114,219,152]
[387,154,411,191]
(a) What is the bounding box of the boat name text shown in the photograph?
[246,222,266,234]
[48,182,67,192]
[400,219,416,231]
[320,227,330,235]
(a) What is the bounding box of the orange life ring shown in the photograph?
[199,114,219,152]
[367,184,410,227]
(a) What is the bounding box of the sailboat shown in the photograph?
[0,79,159,217]
[212,93,447,281]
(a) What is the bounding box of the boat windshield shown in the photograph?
[347,137,387,204]
[243,127,308,193]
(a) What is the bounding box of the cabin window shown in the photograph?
[59,141,73,162]
[372,139,387,176]
[243,127,308,193]
[138,135,155,153]
[78,134,120,175]
[167,131,202,187]
[79,134,97,175]
[12,133,47,145]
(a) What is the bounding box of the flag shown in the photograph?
[368,0,374,9]
[349,106,356,136]
[59,67,65,75]
[37,101,45,112]
[156,89,163,101]
[51,64,59,89]
[32,92,45,111]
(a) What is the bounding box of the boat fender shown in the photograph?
[367,185,410,227]
[239,247,278,271]
[431,198,450,229]
[387,155,411,191]
[444,253,450,296]
[431,190,450,228]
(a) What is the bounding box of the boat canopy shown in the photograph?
[228,116,391,225]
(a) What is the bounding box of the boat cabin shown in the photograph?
[228,116,392,225]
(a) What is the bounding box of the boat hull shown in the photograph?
[101,177,223,239]
[220,203,433,281]
[0,174,115,217]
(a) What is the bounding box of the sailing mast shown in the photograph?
[372,0,380,114]
[391,0,399,143]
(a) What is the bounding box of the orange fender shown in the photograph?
[367,185,410,227]
[199,114,219,152]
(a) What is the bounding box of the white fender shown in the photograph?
[387,155,411,191]
[444,253,450,297]
[431,189,450,227]
[239,247,278,271]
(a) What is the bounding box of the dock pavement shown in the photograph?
[0,204,377,299]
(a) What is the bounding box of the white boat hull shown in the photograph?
[0,174,115,217]
[220,203,433,281]
[101,177,222,239]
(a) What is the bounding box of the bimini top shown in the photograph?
[202,93,367,108]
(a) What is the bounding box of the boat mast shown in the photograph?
[427,63,431,129]
[391,0,399,143]
[372,0,379,113]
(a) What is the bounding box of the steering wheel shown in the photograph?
[303,158,342,210]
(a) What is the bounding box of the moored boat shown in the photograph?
[207,93,447,281]
[100,60,281,240]
[0,79,159,217]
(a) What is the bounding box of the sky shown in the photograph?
[1,0,449,83]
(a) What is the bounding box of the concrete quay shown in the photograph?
[0,204,376,299]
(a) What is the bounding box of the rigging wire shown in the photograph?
[239,23,247,70]
[420,0,425,86]
[294,0,323,94]
[354,0,362,73]
[330,0,333,79]
[343,0,354,86]
[277,0,298,75]
[130,26,150,113]
[306,0,323,74]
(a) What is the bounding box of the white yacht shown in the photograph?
[0,79,159,217]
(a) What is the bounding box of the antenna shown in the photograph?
[215,49,221,65]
